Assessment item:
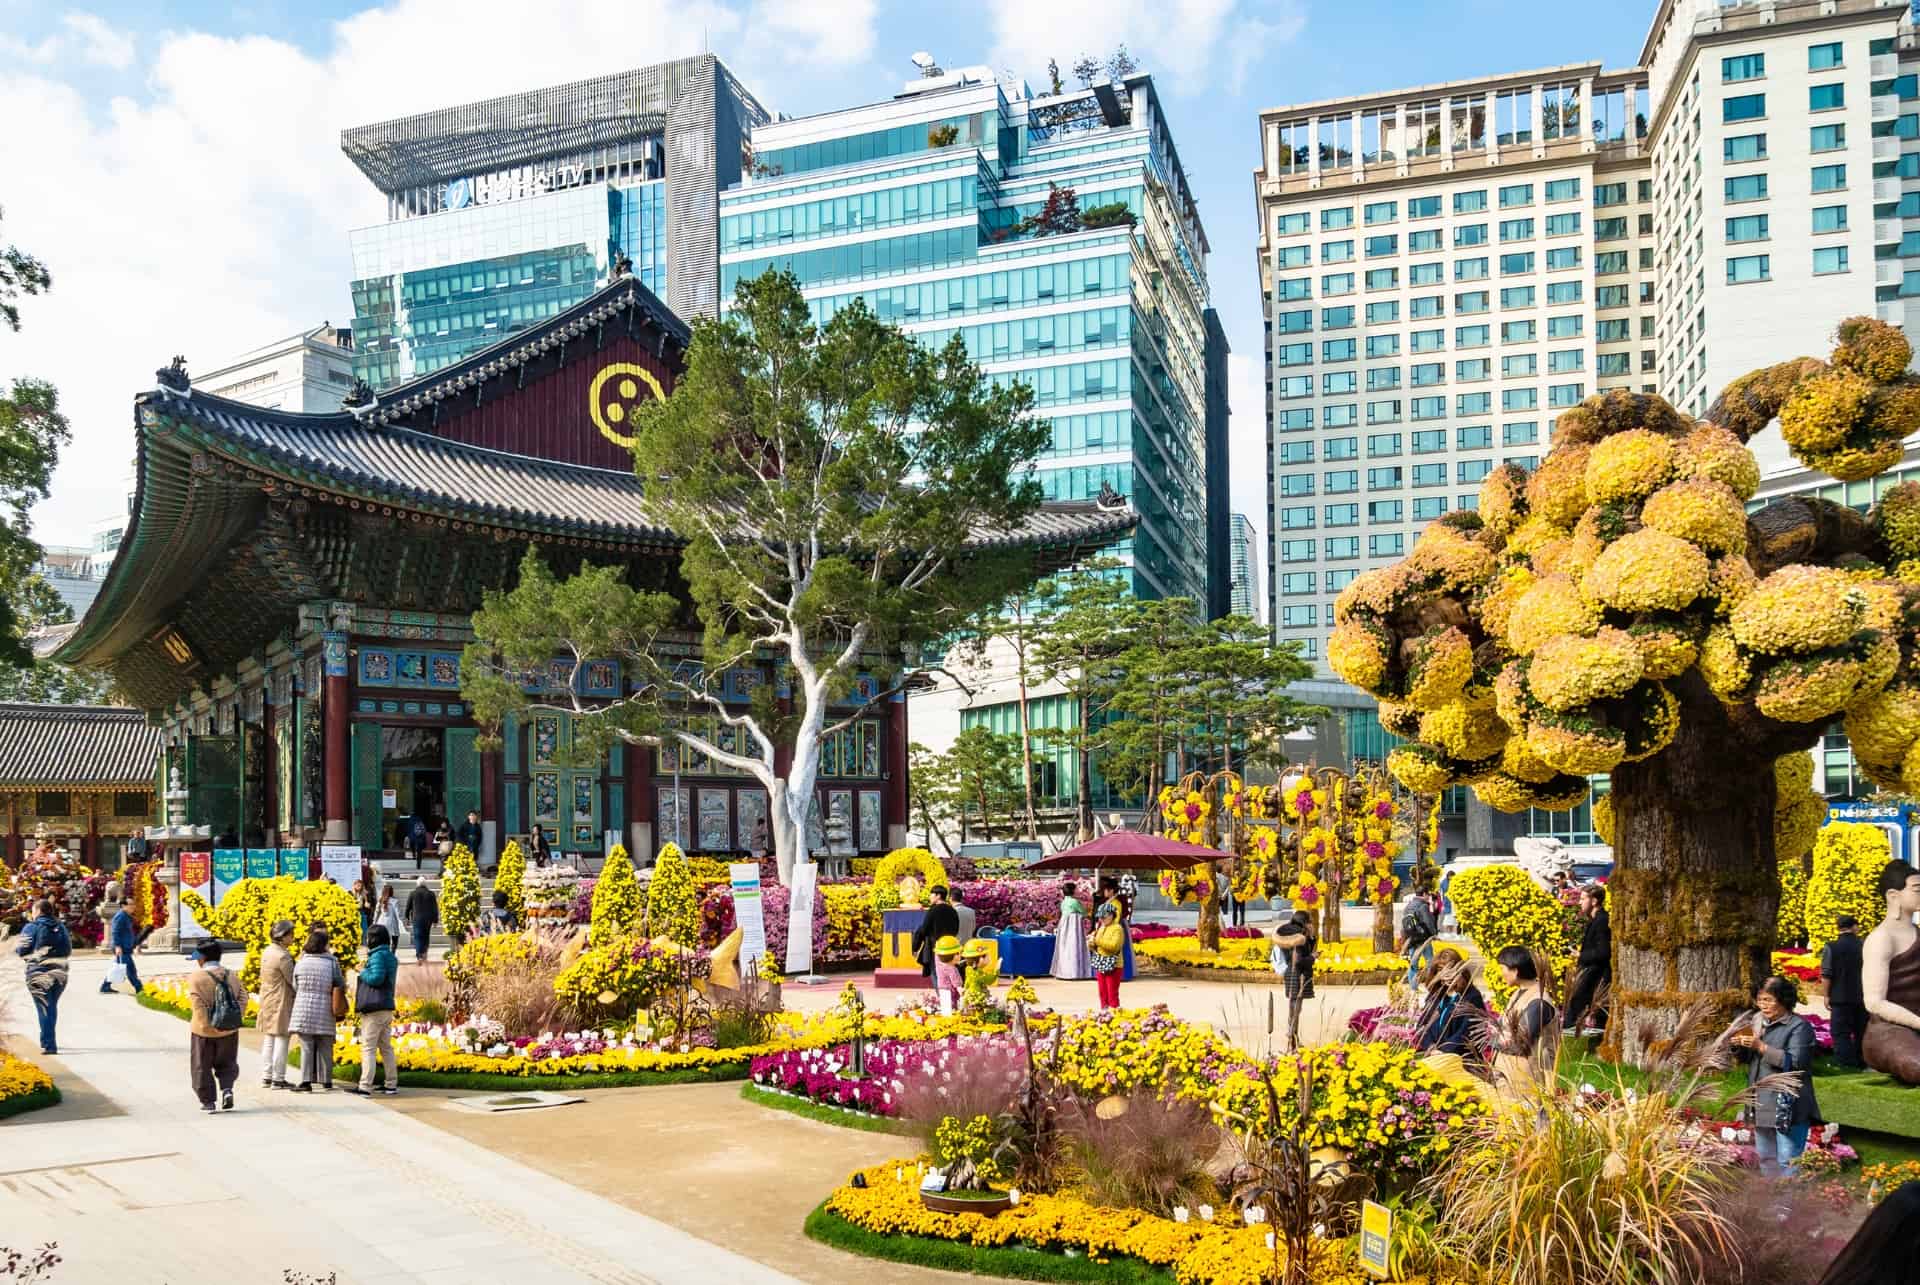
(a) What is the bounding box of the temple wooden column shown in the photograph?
[885,690,908,850]
[322,632,351,842]
[629,732,652,857]
[85,795,98,868]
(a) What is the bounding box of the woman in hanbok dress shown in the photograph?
[1050,881,1093,980]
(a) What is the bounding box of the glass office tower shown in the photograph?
[342,55,767,389]
[719,65,1216,604]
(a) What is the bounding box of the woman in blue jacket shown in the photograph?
[349,925,400,1097]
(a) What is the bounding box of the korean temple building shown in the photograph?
[53,274,1130,865]
[0,703,160,866]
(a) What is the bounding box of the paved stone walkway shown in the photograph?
[0,955,799,1285]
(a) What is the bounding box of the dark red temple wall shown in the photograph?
[420,335,678,474]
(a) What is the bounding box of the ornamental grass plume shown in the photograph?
[1057,1090,1225,1218]
[1423,999,1784,1285]
[468,927,572,1037]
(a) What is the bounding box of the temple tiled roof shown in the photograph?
[0,704,159,788]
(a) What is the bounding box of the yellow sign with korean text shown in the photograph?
[1359,1199,1393,1277]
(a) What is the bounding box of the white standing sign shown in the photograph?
[784,859,818,976]
[319,844,363,888]
[731,862,769,974]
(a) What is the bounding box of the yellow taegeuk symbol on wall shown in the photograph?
[588,361,666,449]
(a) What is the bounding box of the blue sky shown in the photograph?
[0,0,1648,551]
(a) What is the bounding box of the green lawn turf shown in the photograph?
[1810,1067,1920,1140]
[740,1083,914,1134]
[802,1202,1179,1283]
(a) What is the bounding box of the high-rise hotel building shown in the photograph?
[719,62,1220,816]
[1257,66,1659,672]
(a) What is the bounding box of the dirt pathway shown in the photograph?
[391,1081,964,1284]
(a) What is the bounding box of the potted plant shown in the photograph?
[919,1113,1015,1214]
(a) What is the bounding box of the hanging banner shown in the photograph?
[319,844,362,888]
[211,849,245,905]
[730,862,768,973]
[179,851,212,938]
[784,859,818,975]
[279,848,309,880]
[246,848,278,881]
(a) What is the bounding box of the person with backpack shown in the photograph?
[403,875,439,963]
[348,925,399,1097]
[186,940,248,1113]
[14,899,71,1055]
[289,929,345,1093]
[1397,889,1439,986]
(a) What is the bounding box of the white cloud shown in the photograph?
[0,0,878,544]
[63,13,134,70]
[983,0,1303,97]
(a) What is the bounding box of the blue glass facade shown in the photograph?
[349,180,669,388]
[720,72,1213,605]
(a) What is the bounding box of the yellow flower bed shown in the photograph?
[1135,936,1404,979]
[823,1162,1461,1285]
[0,1049,55,1105]
[143,972,431,1026]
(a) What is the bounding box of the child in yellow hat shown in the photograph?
[932,935,963,1011]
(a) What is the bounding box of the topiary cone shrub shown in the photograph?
[643,841,697,947]
[494,838,527,921]
[1326,317,1920,1061]
[440,843,481,945]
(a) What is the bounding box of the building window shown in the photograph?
[1454,223,1488,247]
[1546,247,1580,270]
[1723,93,1765,123]
[1368,500,1403,523]
[1409,229,1443,253]
[1324,504,1358,526]
[1322,272,1355,295]
[1325,537,1360,559]
[1365,201,1398,225]
[1276,342,1312,367]
[1502,353,1537,378]
[1277,245,1312,269]
[1411,363,1445,387]
[1455,291,1489,314]
[1277,376,1312,399]
[1809,84,1845,112]
[1325,469,1358,493]
[1545,213,1580,237]
[1813,246,1849,274]
[1545,178,1581,202]
[1413,497,1447,520]
[1413,428,1446,451]
[1409,295,1444,319]
[1457,391,1492,415]
[1276,277,1312,300]
[1546,282,1582,304]
[1724,133,1766,162]
[1325,371,1359,395]
[1281,506,1315,529]
[1811,123,1845,152]
[1499,218,1533,242]
[1327,404,1358,427]
[1326,436,1358,459]
[1367,467,1403,490]
[1276,309,1312,333]
[1456,425,1492,449]
[1280,539,1314,562]
[1365,302,1399,325]
[1281,605,1317,628]
[1409,195,1442,218]
[1276,212,1309,235]
[1457,324,1491,347]
[1811,164,1846,193]
[1455,257,1489,281]
[1595,250,1628,274]
[1547,383,1584,408]
[1502,388,1538,412]
[1724,174,1768,203]
[1365,267,1398,290]
[1598,352,1632,376]
[1501,319,1536,343]
[1726,214,1769,243]
[1278,440,1314,463]
[1548,349,1584,374]
[1499,286,1535,309]
[1457,459,1493,484]
[1594,182,1627,207]
[1367,432,1402,456]
[1322,338,1357,362]
[1280,572,1315,595]
[1321,239,1354,263]
[1280,473,1315,496]
[1502,421,1539,446]
[1454,190,1487,214]
[1369,533,1405,558]
[1365,334,1400,359]
[1727,254,1771,284]
[1322,206,1354,230]
[1812,204,1848,233]
[1500,252,1535,275]
[1410,262,1444,286]
[1808,41,1843,71]
[1455,358,1491,381]
[1498,183,1532,209]
[1363,368,1399,391]
[1322,306,1355,329]
[1412,329,1445,352]
[1496,90,1533,146]
[1722,53,1765,83]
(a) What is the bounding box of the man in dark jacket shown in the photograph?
[911,885,961,979]
[457,809,484,866]
[15,900,71,1055]
[100,892,142,994]
[1563,884,1612,1035]
[1823,913,1867,1069]
[403,876,439,963]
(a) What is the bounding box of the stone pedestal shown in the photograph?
[148,861,182,952]
[875,906,929,988]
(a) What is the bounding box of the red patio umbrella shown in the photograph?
[1026,829,1228,872]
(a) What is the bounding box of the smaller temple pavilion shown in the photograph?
[0,703,160,867]
[55,274,1130,866]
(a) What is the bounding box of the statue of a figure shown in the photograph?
[896,874,923,910]
[1511,835,1575,889]
[1863,857,1920,1085]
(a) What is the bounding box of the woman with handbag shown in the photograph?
[375,883,402,940]
[1272,910,1317,1052]
[288,928,346,1093]
[348,925,399,1097]
[1089,887,1127,1009]
[1731,975,1820,1176]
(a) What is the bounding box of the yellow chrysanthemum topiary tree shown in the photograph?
[1807,820,1891,953]
[1326,316,1920,1062]
[182,875,361,990]
[1447,864,1578,1001]
[440,843,481,944]
[494,838,527,921]
[1773,754,1822,947]
[643,842,696,947]
[592,843,645,946]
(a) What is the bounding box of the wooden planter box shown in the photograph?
[920,1189,1013,1216]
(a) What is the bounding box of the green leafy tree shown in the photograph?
[1029,559,1135,839]
[0,210,72,667]
[907,740,958,855]
[0,574,114,704]
[945,725,1025,841]
[463,271,1050,884]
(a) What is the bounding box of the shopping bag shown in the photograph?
[104,960,128,987]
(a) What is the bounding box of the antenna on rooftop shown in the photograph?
[910,51,942,78]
